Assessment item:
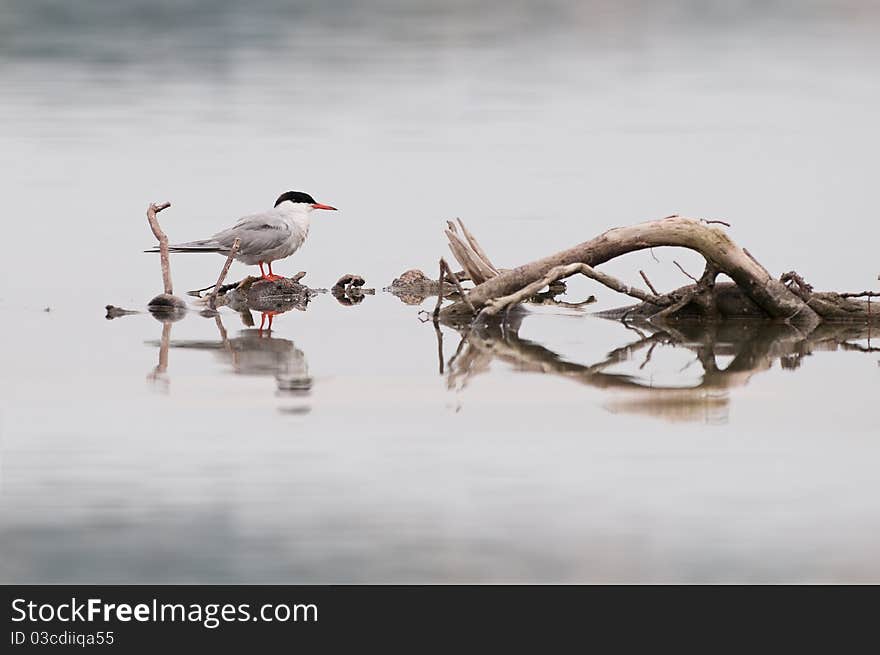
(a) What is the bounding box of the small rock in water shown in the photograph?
[276,374,313,392]
[386,269,450,305]
[147,293,188,322]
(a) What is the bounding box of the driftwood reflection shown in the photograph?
[146,320,173,392]
[443,315,877,423]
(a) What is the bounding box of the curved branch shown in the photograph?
[146,201,173,295]
[443,216,820,327]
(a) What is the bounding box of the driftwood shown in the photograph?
[440,215,878,326]
[434,258,473,318]
[145,201,187,313]
[445,219,499,284]
[146,201,173,294]
[207,237,241,310]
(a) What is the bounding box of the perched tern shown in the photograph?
[146,191,337,280]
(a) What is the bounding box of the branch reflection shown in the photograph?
[444,315,877,423]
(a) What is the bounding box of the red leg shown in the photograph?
[258,311,278,335]
[258,262,267,279]
[263,261,282,282]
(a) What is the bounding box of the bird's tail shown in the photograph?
[143,239,227,254]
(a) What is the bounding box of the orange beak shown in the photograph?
[311,203,337,211]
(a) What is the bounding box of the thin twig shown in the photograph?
[433,259,445,319]
[702,219,732,227]
[838,291,880,299]
[639,270,660,296]
[673,260,699,283]
[207,237,240,310]
[650,291,696,322]
[780,271,814,300]
[475,262,671,322]
[146,201,173,295]
[441,258,475,314]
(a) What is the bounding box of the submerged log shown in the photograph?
[440,215,877,325]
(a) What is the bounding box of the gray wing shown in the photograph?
[212,210,291,257]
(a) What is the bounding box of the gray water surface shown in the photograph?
[1,0,878,583]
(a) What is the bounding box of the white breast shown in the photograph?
[267,203,311,262]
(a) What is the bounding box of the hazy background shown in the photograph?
[1,0,878,582]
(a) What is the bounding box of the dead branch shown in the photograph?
[436,258,474,318]
[146,201,173,295]
[144,201,188,314]
[442,216,822,327]
[475,262,671,322]
[651,290,698,321]
[445,220,498,284]
[455,218,499,275]
[838,291,880,299]
[207,237,240,310]
[780,271,814,300]
[639,270,660,296]
[673,260,699,283]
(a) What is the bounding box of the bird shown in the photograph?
[146,191,337,281]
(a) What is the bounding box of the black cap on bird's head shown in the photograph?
[274,190,337,211]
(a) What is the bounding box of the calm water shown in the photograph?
[1,0,878,582]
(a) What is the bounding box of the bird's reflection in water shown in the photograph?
[442,312,877,423]
[145,309,312,411]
